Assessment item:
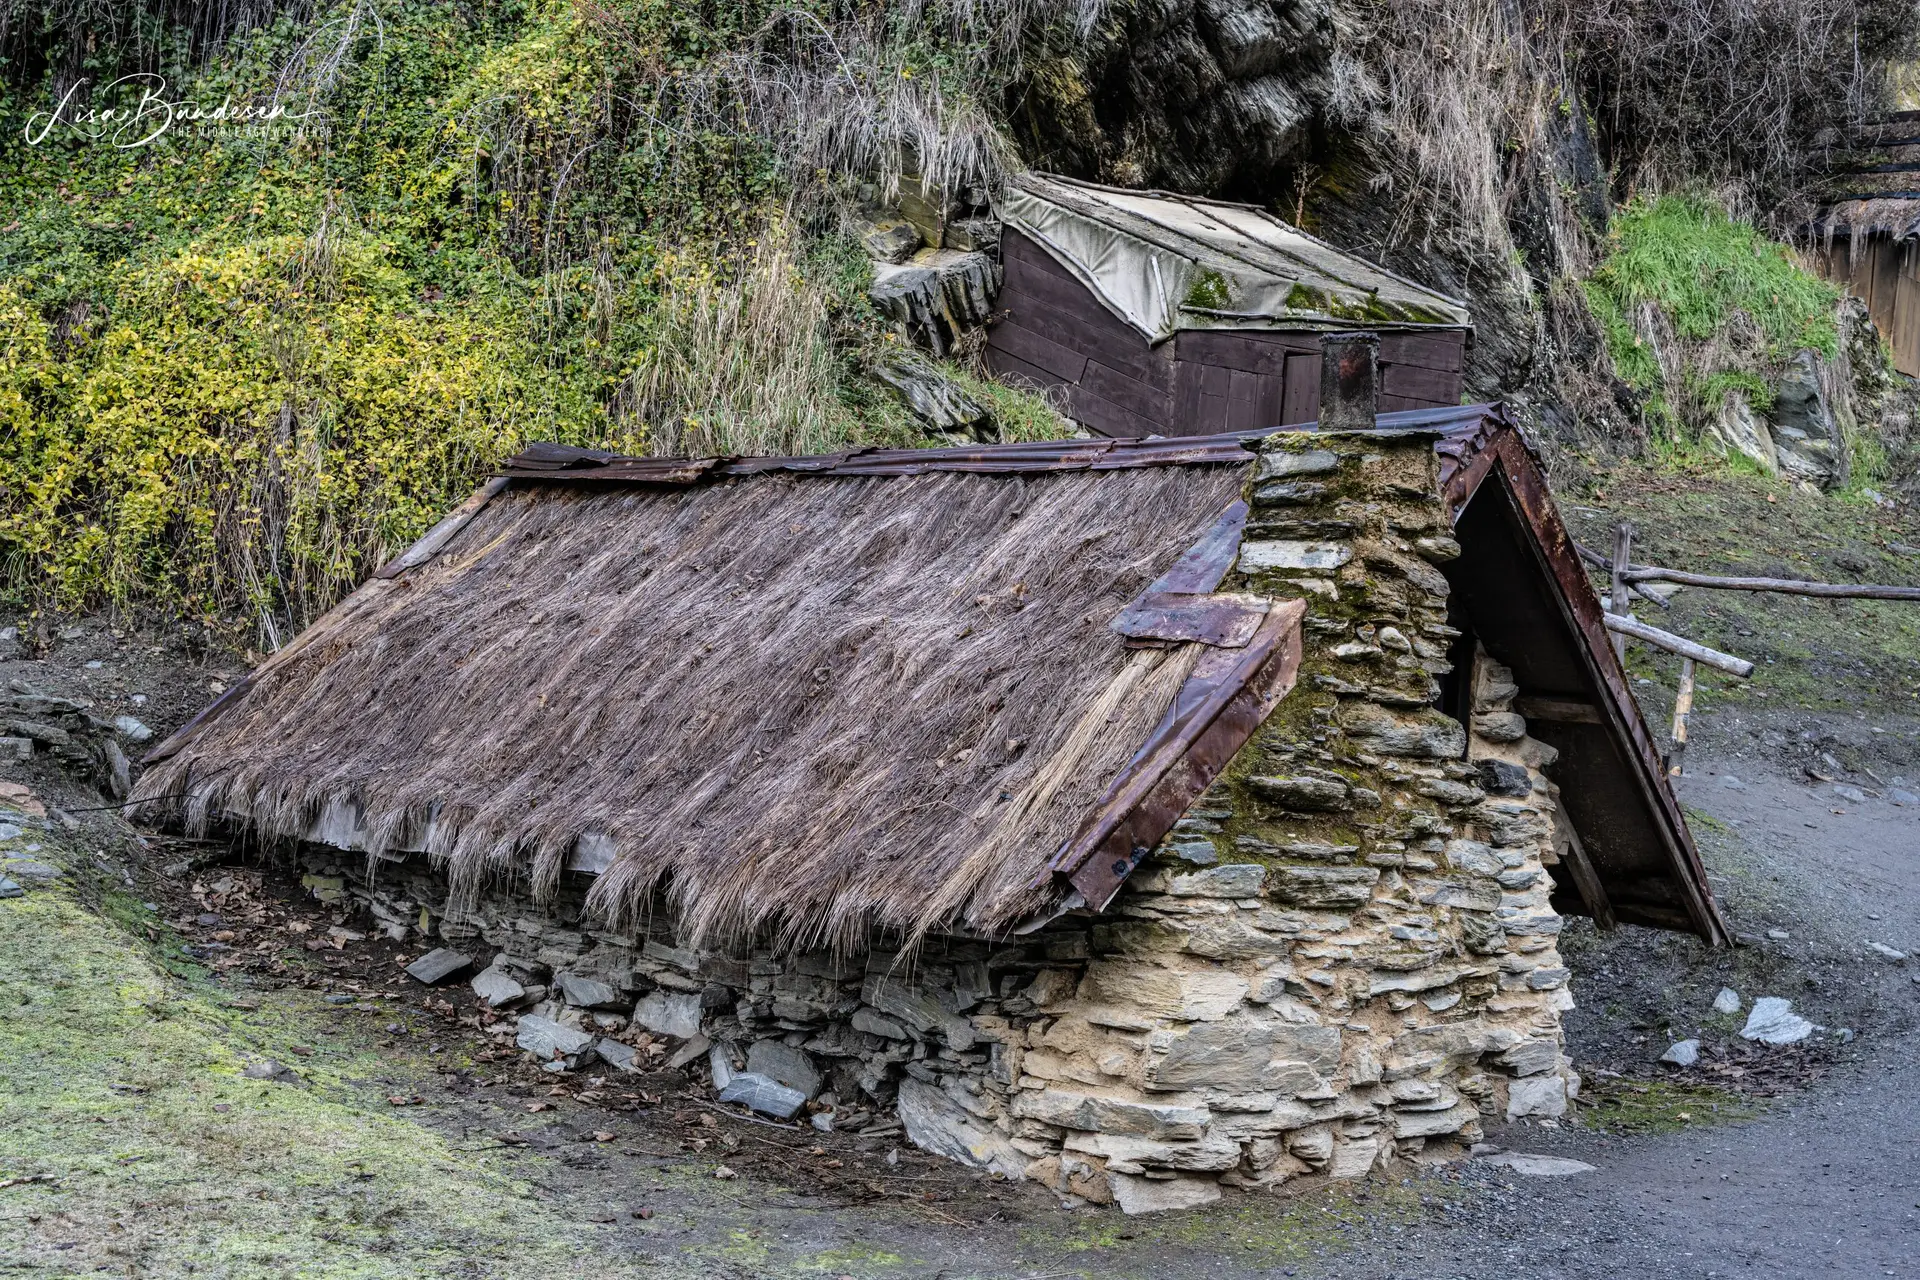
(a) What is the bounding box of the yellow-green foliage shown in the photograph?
[0,233,613,623]
[0,0,1067,629]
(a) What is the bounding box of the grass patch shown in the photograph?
[0,866,659,1277]
[1586,194,1840,390]
[1582,194,1845,449]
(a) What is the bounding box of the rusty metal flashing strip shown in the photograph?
[1446,431,1728,945]
[494,405,1512,487]
[1047,600,1307,911]
[1109,500,1270,646]
[1148,500,1249,593]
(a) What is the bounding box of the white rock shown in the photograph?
[555,972,623,1008]
[632,990,702,1038]
[112,715,153,742]
[1660,1038,1700,1067]
[516,1015,594,1063]
[746,1040,823,1099]
[1166,863,1267,898]
[1711,987,1741,1015]
[896,1078,1025,1177]
[595,1038,641,1073]
[1476,1152,1596,1176]
[1238,540,1353,573]
[1108,1172,1222,1215]
[1766,929,1790,941]
[1329,1136,1380,1179]
[1011,1088,1210,1138]
[1391,1101,1480,1139]
[1252,448,1339,481]
[707,1043,735,1090]
[1867,942,1907,961]
[1062,1129,1243,1173]
[717,1072,806,1120]
[1506,1075,1568,1120]
[1741,997,1814,1045]
[470,966,526,1008]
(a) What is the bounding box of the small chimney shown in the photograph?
[1318,331,1379,432]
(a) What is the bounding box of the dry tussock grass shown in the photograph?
[133,462,1244,953]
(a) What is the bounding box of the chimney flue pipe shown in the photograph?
[1318,331,1379,432]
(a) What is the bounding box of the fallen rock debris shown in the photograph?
[404,948,473,985]
[1660,1039,1701,1067]
[1741,997,1816,1046]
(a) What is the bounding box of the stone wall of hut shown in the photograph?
[292,430,1580,1214]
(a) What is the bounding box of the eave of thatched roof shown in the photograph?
[1812,112,1920,241]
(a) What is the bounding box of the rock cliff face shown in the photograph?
[292,430,1582,1212]
[1022,0,1342,195]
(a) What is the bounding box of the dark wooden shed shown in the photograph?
[984,173,1473,438]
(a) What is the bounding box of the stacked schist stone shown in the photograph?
[295,428,1582,1214]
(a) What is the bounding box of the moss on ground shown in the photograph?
[1561,461,1920,716]
[1028,1176,1456,1269]
[0,866,661,1277]
[1578,1077,1763,1136]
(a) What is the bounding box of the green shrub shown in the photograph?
[0,0,1069,630]
[1585,194,1841,396]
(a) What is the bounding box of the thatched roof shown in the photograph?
[132,443,1289,950]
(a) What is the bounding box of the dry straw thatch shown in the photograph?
[134,463,1247,952]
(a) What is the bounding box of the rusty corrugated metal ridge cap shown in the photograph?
[494,402,1502,484]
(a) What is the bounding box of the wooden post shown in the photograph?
[1668,657,1696,778]
[1608,521,1634,663]
[1601,615,1754,677]
[1553,809,1618,932]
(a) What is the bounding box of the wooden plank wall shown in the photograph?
[985,228,1469,437]
[1813,235,1920,378]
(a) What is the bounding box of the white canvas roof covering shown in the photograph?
[1000,172,1472,344]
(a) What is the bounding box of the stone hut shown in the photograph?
[132,353,1721,1214]
[985,173,1473,438]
